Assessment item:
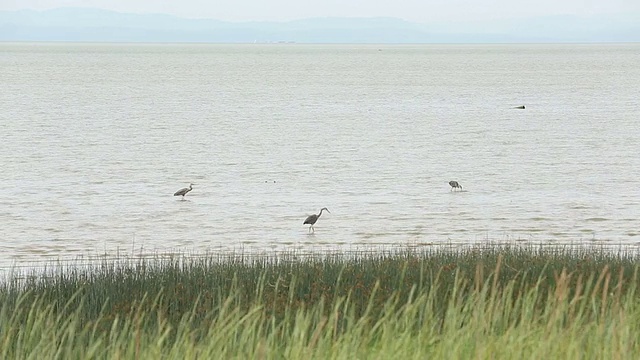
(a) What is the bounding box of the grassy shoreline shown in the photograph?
[1,244,640,358]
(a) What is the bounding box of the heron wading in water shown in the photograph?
[174,183,195,199]
[304,207,330,233]
[449,181,462,191]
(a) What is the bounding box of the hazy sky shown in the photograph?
[2,0,639,23]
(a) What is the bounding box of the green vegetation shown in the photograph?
[1,244,640,358]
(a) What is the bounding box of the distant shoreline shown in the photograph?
[2,41,639,46]
[2,7,639,43]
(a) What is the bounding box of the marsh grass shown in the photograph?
[1,244,640,358]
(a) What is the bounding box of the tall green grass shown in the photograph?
[1,244,639,358]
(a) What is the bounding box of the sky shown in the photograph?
[2,0,640,23]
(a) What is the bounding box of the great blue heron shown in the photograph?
[304,207,330,233]
[449,181,462,191]
[174,183,195,199]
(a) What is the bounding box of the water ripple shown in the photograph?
[1,43,640,268]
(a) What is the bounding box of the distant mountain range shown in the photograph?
[1,8,639,43]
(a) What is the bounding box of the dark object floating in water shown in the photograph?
[514,105,526,109]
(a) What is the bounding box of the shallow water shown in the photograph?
[1,43,639,269]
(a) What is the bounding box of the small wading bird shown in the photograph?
[304,207,330,233]
[449,181,462,191]
[174,183,195,199]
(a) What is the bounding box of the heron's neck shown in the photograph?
[318,209,324,217]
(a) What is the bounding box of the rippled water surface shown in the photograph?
[1,43,639,268]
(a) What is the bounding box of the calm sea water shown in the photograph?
[1,43,639,269]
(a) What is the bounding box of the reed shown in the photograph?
[1,244,639,358]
